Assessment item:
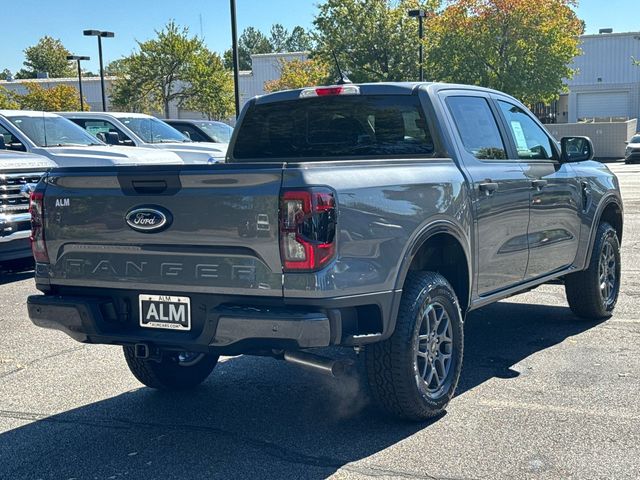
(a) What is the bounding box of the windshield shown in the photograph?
[233,95,436,161]
[121,117,189,144]
[630,136,640,144]
[197,121,233,143]
[7,115,102,147]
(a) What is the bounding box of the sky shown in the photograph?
[0,0,637,76]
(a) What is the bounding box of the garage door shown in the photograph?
[577,91,630,120]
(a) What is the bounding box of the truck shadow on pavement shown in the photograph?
[0,259,34,285]
[0,300,604,479]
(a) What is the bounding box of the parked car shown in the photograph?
[0,150,56,262]
[28,82,623,421]
[164,119,233,144]
[61,112,227,163]
[0,110,183,167]
[624,134,640,163]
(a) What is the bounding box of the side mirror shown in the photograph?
[182,131,191,140]
[561,136,594,163]
[105,131,120,145]
[0,135,5,150]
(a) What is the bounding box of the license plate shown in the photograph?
[139,294,191,331]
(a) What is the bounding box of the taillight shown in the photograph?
[29,191,49,263]
[280,188,337,271]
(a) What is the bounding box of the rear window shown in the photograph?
[232,95,435,161]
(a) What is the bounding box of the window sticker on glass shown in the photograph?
[510,121,529,152]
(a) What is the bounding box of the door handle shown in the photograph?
[531,179,548,190]
[478,182,499,195]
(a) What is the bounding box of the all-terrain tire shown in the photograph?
[365,271,464,421]
[565,222,621,319]
[123,347,219,390]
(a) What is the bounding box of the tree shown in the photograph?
[223,25,313,70]
[236,27,273,70]
[0,69,12,81]
[110,21,204,117]
[15,36,74,79]
[264,58,331,92]
[0,86,19,109]
[17,83,88,111]
[270,24,290,53]
[313,0,437,83]
[286,26,313,52]
[424,0,583,105]
[184,50,235,120]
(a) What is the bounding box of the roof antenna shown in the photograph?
[332,51,351,85]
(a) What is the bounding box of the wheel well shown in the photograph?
[600,202,623,244]
[407,233,470,312]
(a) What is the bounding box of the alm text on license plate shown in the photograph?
[139,294,191,331]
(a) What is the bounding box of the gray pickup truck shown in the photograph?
[27,82,623,420]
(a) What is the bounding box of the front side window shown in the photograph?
[72,119,133,144]
[120,117,189,144]
[233,95,435,161]
[446,96,507,160]
[6,115,101,147]
[498,101,556,160]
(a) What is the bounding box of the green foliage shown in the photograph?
[264,58,331,92]
[110,21,205,116]
[313,0,437,83]
[16,83,88,111]
[223,24,313,70]
[184,50,235,120]
[110,21,233,119]
[0,69,12,81]
[424,0,583,104]
[15,36,75,79]
[0,86,19,109]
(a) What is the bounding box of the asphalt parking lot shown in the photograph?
[1,161,638,480]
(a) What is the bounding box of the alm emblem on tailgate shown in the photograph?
[125,206,172,233]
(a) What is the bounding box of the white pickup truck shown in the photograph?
[0,110,182,167]
[60,112,227,164]
[0,150,56,262]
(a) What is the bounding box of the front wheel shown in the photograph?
[123,347,219,390]
[565,222,621,319]
[365,272,464,421]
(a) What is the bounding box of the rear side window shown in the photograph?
[446,96,507,160]
[232,95,435,161]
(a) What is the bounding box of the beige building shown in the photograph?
[0,51,308,119]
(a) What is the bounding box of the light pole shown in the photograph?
[83,29,114,111]
[230,0,241,119]
[66,55,90,110]
[408,9,427,82]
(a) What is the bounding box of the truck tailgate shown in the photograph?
[40,164,284,296]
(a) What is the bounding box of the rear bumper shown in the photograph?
[27,290,399,354]
[28,295,331,353]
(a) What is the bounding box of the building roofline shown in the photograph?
[250,51,309,59]
[581,31,640,39]
[0,76,118,84]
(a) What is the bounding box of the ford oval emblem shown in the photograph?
[125,207,171,233]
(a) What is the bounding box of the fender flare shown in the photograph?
[393,219,473,311]
[582,194,624,268]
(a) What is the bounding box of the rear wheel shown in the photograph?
[565,222,621,319]
[123,347,219,390]
[365,272,464,421]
